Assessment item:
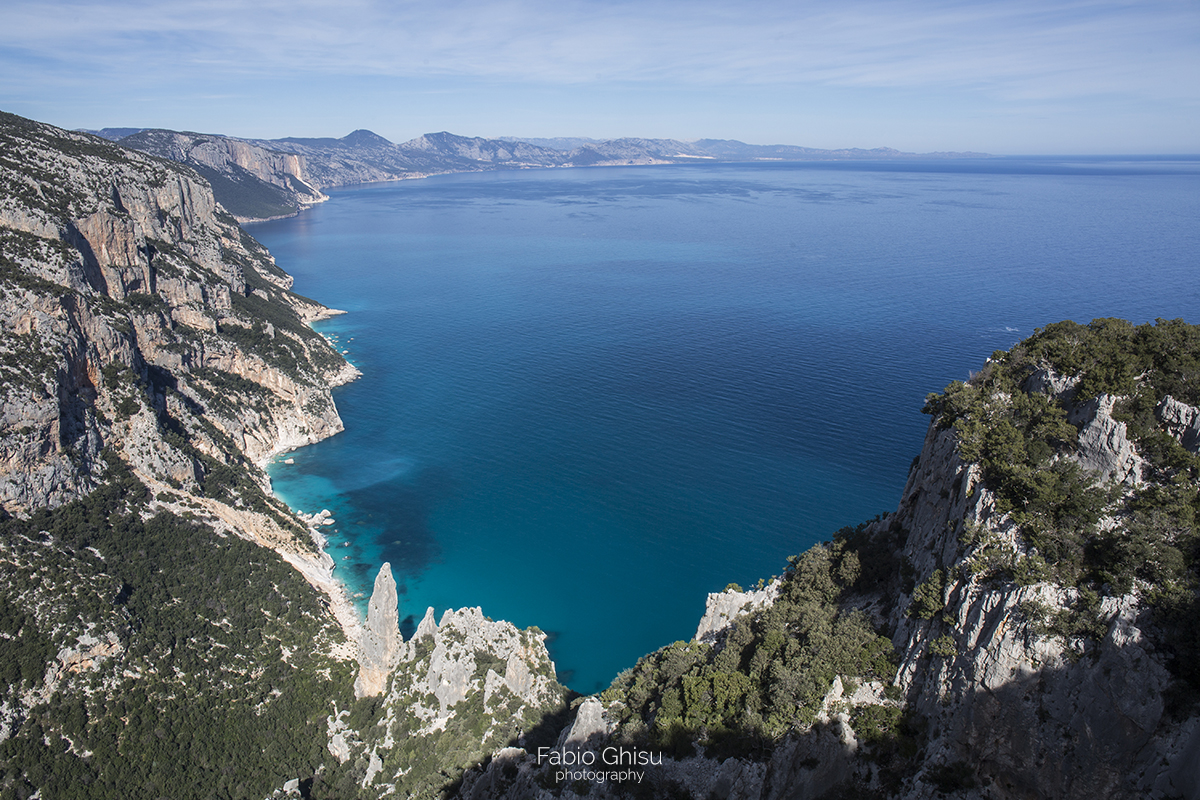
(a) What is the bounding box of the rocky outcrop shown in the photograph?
[881,419,1193,799]
[413,606,438,641]
[1071,394,1144,483]
[871,362,1197,799]
[554,697,613,751]
[0,111,359,646]
[694,579,781,644]
[1158,395,1200,454]
[355,563,404,698]
[402,607,560,720]
[334,594,567,797]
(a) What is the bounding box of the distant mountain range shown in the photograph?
[80,126,991,221]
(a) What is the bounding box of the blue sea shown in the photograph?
[251,157,1200,693]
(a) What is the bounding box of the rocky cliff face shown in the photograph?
[330,564,568,798]
[354,563,404,698]
[0,109,357,611]
[882,368,1199,800]
[0,111,376,798]
[120,129,327,221]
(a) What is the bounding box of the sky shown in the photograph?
[0,0,1197,154]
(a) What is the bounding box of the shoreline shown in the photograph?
[135,468,365,659]
[279,518,363,658]
[237,194,331,225]
[263,306,366,649]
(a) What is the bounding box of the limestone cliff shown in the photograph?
[333,562,568,797]
[0,109,576,799]
[6,107,1193,799]
[120,129,327,221]
[0,109,359,629]
[354,563,404,698]
[881,362,1199,799]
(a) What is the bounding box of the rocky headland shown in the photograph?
[0,109,572,799]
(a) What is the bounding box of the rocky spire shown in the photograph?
[354,563,403,697]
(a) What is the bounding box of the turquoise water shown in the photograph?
[252,158,1200,693]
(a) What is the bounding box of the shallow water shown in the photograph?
[252,158,1200,693]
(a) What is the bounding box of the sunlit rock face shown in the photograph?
[0,111,358,515]
[355,563,404,698]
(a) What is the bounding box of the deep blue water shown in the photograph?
[252,158,1200,693]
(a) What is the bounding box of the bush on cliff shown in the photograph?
[603,536,897,760]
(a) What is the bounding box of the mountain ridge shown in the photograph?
[109,126,991,221]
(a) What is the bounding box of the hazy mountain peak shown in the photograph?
[341,128,393,146]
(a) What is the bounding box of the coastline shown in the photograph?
[251,356,362,472]
[278,520,363,659]
[220,498,364,659]
[260,307,366,651]
[136,468,364,658]
[235,193,331,225]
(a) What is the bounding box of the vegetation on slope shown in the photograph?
[923,317,1200,687]
[317,637,571,800]
[5,106,1198,797]
[189,163,299,221]
[0,456,354,799]
[0,110,361,798]
[602,530,902,761]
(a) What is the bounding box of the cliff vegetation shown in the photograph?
[0,109,573,800]
[0,110,364,797]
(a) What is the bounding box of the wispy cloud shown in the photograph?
[1,0,1196,150]
[2,0,1196,101]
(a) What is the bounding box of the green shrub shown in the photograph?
[908,570,945,619]
[928,635,957,658]
[923,318,1200,669]
[0,453,352,799]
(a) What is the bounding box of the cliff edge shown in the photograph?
[4,108,1196,799]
